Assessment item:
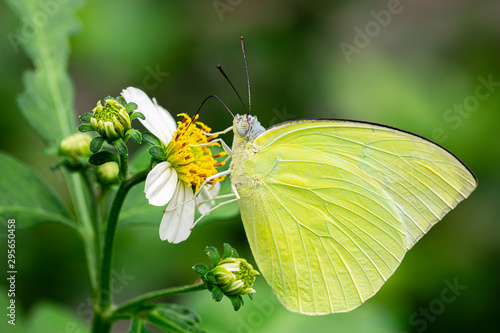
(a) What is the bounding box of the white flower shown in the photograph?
[122,87,224,243]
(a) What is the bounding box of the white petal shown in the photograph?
[195,182,221,215]
[159,181,195,243]
[121,87,177,145]
[144,162,178,206]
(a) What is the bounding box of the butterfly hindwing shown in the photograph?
[235,119,476,315]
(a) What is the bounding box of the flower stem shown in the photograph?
[111,283,206,319]
[92,168,148,333]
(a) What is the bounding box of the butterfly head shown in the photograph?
[234,114,266,141]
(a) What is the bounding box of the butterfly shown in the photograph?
[194,38,477,315]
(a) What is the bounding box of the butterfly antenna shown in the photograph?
[193,94,234,122]
[240,36,251,115]
[216,64,248,114]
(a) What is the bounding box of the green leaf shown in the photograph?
[89,151,119,166]
[0,152,75,229]
[128,317,152,333]
[193,264,209,276]
[114,138,128,155]
[205,246,220,267]
[146,306,205,333]
[223,243,239,259]
[80,112,93,122]
[5,0,85,148]
[27,301,89,333]
[78,123,95,133]
[90,136,105,153]
[128,129,142,144]
[211,286,224,302]
[142,132,161,146]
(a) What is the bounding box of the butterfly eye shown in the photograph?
[236,117,250,136]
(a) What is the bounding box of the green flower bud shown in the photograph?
[210,258,259,296]
[96,162,120,185]
[90,99,131,142]
[59,133,92,161]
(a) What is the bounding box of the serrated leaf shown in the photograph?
[114,138,128,155]
[128,129,142,144]
[205,246,220,267]
[223,243,239,259]
[211,286,224,302]
[146,307,205,333]
[5,0,85,148]
[89,151,119,166]
[80,112,93,122]
[155,304,202,326]
[128,317,151,333]
[90,137,105,153]
[78,124,94,133]
[0,152,75,229]
[192,264,209,276]
[142,132,161,146]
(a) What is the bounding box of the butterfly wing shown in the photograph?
[235,120,476,315]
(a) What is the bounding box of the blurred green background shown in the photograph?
[1,0,499,332]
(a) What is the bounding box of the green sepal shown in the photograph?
[130,111,145,121]
[223,243,239,259]
[127,129,142,144]
[90,137,105,153]
[78,124,94,133]
[205,246,220,267]
[148,145,165,160]
[204,271,216,285]
[103,96,114,103]
[192,264,209,276]
[116,96,127,106]
[227,295,243,311]
[79,112,93,122]
[142,132,161,146]
[211,286,224,302]
[248,292,254,300]
[89,151,119,166]
[126,102,138,113]
[113,138,128,155]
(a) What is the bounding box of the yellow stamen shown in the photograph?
[165,113,226,191]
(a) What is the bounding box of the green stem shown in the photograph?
[92,169,148,332]
[112,283,206,319]
[66,172,98,296]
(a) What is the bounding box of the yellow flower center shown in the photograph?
[165,113,226,191]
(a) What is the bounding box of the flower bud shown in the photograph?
[59,133,92,161]
[210,258,259,296]
[96,162,120,185]
[91,99,131,142]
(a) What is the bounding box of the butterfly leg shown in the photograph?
[203,125,233,136]
[191,197,239,230]
[191,138,233,157]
